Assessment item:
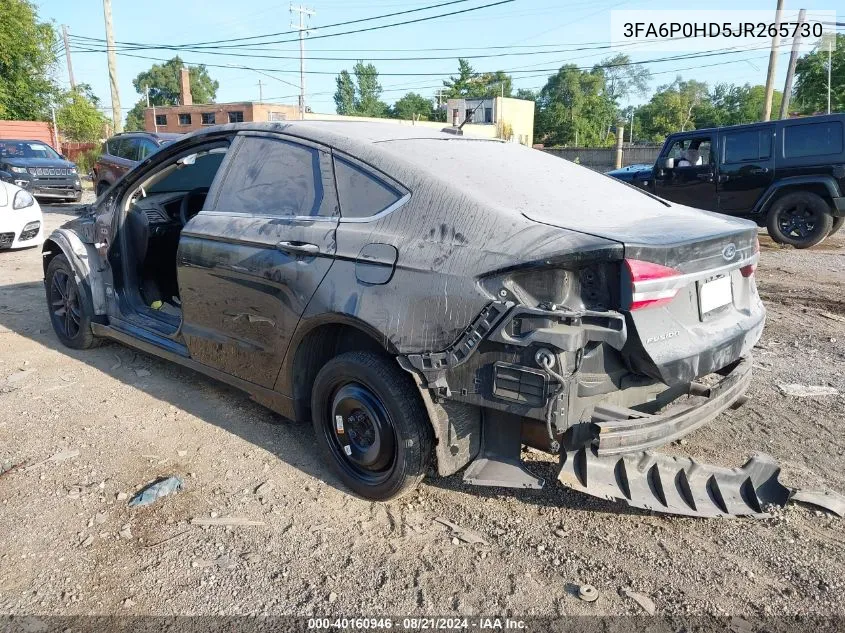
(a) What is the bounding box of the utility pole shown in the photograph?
[61,25,76,90]
[290,4,315,120]
[146,85,158,134]
[102,0,123,132]
[50,106,60,153]
[826,33,834,114]
[780,9,806,119]
[258,80,263,104]
[762,0,785,121]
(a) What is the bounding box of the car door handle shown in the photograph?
[696,173,715,182]
[718,174,729,183]
[750,167,769,175]
[276,241,319,255]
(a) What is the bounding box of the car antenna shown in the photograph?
[441,97,487,136]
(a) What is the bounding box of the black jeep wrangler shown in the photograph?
[627,114,845,249]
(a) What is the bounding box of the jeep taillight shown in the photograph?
[740,238,760,278]
[624,259,682,311]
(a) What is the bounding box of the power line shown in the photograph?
[69,40,779,79]
[68,0,516,52]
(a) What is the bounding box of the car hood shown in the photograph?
[3,157,76,169]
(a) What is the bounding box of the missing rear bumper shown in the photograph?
[590,356,752,455]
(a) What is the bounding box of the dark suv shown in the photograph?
[0,139,82,202]
[618,114,845,249]
[93,131,181,196]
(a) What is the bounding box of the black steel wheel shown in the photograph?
[766,191,833,249]
[311,351,433,500]
[45,254,99,349]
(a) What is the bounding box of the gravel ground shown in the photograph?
[0,199,844,621]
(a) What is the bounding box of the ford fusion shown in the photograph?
[42,122,764,508]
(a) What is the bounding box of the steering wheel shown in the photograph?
[179,187,209,227]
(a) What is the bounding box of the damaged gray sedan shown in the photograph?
[42,122,772,515]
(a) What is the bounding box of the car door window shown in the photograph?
[213,136,336,217]
[334,158,403,219]
[723,129,772,163]
[136,139,159,161]
[783,121,844,158]
[107,138,126,158]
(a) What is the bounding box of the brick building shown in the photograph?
[142,68,299,133]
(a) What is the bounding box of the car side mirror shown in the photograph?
[663,157,675,170]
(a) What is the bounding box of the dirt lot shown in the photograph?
[1,200,844,621]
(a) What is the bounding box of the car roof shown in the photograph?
[110,132,182,140]
[669,113,845,137]
[186,120,491,146]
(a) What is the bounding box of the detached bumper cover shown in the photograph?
[592,356,752,456]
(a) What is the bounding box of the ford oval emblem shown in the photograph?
[722,243,737,260]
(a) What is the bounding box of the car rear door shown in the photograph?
[653,134,719,211]
[176,131,339,388]
[717,125,774,215]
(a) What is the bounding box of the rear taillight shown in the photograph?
[624,259,682,310]
[740,238,760,278]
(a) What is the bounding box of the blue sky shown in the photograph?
[35,0,838,121]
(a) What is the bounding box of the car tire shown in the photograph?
[829,216,844,237]
[311,351,433,501]
[45,254,100,350]
[766,191,833,249]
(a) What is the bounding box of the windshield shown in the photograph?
[0,141,61,160]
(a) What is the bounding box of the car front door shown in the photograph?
[717,126,775,215]
[176,131,339,388]
[653,135,719,211]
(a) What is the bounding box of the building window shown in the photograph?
[178,113,192,126]
[268,111,287,122]
[201,112,216,125]
[228,111,244,123]
[155,114,167,126]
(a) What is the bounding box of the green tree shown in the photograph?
[354,62,388,117]
[124,56,219,130]
[443,59,513,99]
[635,77,710,141]
[794,34,845,114]
[334,70,355,115]
[331,62,389,117]
[533,65,616,146]
[56,86,108,141]
[593,53,650,104]
[0,0,58,120]
[698,83,781,127]
[390,92,434,120]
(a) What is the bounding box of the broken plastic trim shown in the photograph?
[403,300,513,394]
[558,448,845,518]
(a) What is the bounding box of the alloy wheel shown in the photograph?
[50,269,81,339]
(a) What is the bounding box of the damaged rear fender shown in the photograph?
[42,229,107,316]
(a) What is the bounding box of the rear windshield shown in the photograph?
[783,121,844,159]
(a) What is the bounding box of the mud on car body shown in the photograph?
[41,121,766,510]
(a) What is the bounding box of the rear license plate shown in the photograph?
[699,275,732,315]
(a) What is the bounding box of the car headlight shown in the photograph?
[9,166,27,174]
[13,189,34,209]
[69,166,78,174]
